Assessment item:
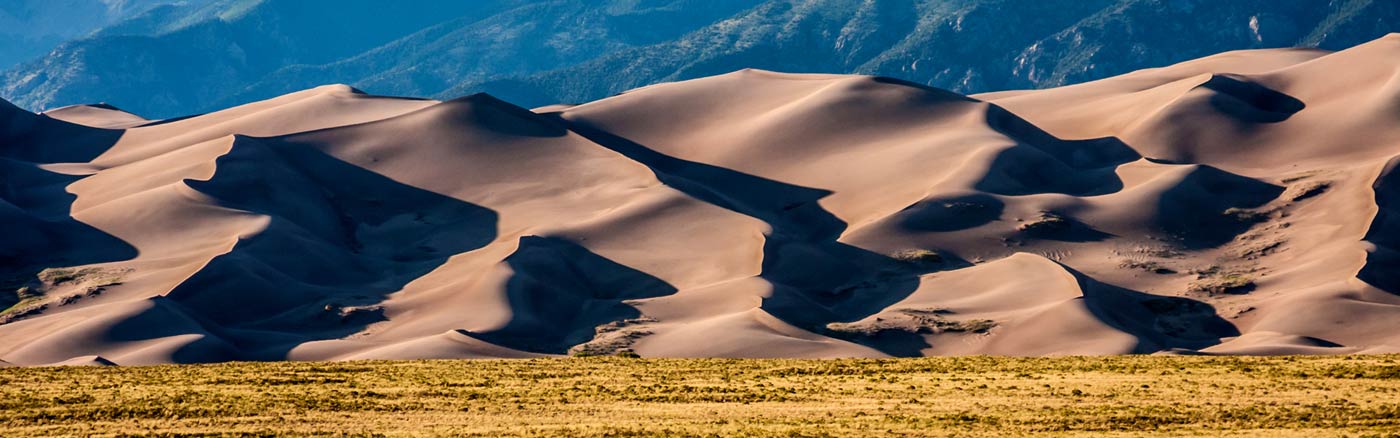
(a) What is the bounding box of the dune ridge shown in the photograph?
[3,37,1400,365]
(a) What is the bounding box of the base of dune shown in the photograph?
[6,36,1400,365]
[3,355,1399,437]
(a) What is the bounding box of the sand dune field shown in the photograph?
[4,36,1400,365]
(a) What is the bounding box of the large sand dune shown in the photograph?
[4,36,1400,365]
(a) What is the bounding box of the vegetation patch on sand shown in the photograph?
[2,356,1400,436]
[1,266,130,324]
[1221,207,1273,225]
[828,308,997,336]
[1120,258,1178,275]
[1018,211,1071,237]
[889,248,944,265]
[568,317,657,357]
[1286,180,1330,201]
[1190,273,1258,295]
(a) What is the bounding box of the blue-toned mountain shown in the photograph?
[3,0,1397,117]
[0,0,213,69]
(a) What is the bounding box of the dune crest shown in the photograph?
[4,37,1400,365]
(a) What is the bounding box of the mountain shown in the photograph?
[467,0,1400,107]
[0,0,211,69]
[1,0,524,118]
[4,0,1398,118]
[216,0,763,111]
[4,36,1400,365]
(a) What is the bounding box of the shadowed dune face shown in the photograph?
[556,113,939,356]
[1359,157,1400,294]
[1065,265,1240,353]
[1154,166,1284,249]
[150,137,499,361]
[898,194,1004,233]
[5,36,1400,365]
[1,100,125,163]
[0,108,138,327]
[1199,74,1305,124]
[471,235,677,354]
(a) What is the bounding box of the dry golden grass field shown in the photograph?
[3,356,1400,437]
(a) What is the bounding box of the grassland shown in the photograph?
[3,356,1400,437]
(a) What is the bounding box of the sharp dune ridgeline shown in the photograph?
[4,36,1400,366]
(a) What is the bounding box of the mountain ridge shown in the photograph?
[4,0,1398,118]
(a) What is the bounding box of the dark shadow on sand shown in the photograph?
[117,135,498,362]
[1202,74,1305,124]
[1359,157,1400,294]
[551,92,1261,355]
[468,235,678,354]
[1060,262,1240,352]
[556,114,960,356]
[899,193,1005,232]
[0,106,137,324]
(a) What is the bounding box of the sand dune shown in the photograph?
[3,36,1400,365]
